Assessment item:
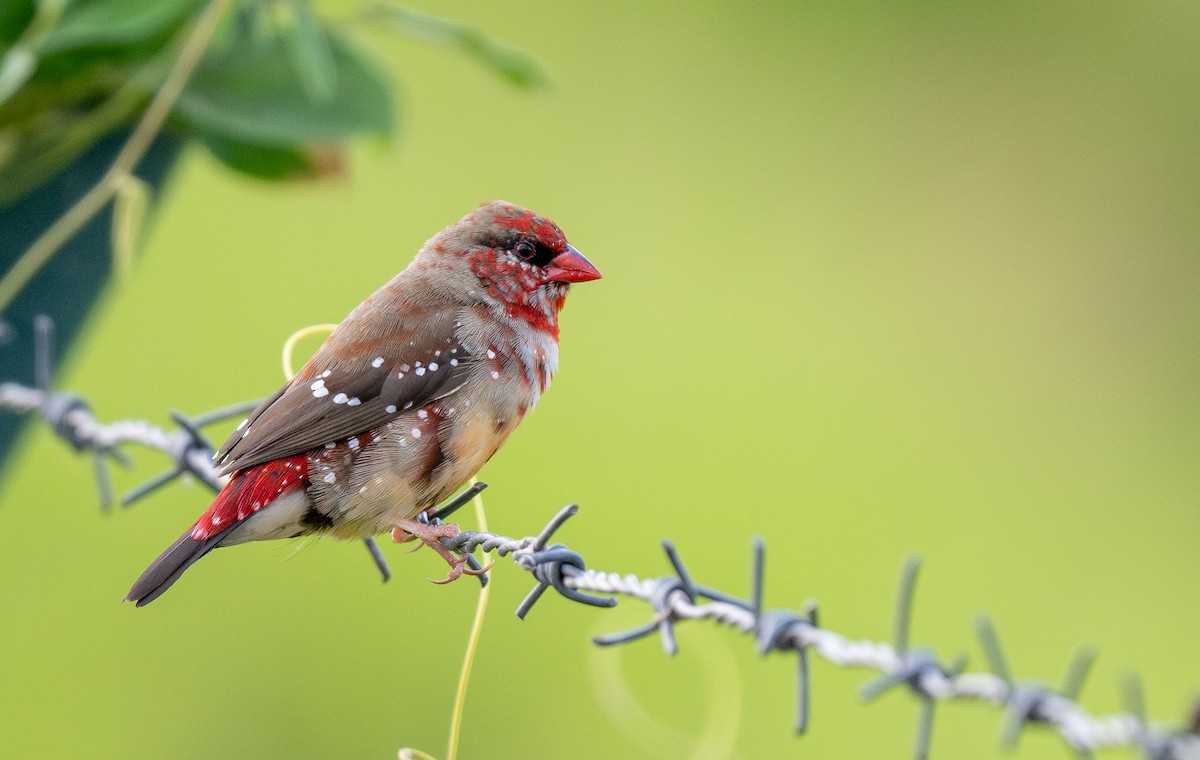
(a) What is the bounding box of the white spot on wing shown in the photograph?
[371,357,384,368]
[385,405,397,414]
[347,397,361,406]
[412,428,422,438]
[313,386,329,398]
[333,393,348,404]
[323,472,336,484]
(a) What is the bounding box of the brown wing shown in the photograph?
[215,312,475,475]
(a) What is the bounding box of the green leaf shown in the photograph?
[286,0,336,104]
[173,31,392,147]
[0,1,36,47]
[37,0,201,55]
[198,134,330,181]
[367,4,546,89]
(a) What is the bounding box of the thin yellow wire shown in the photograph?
[281,324,490,760]
[445,482,489,760]
[281,323,338,379]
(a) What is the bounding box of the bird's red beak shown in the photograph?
[544,245,602,283]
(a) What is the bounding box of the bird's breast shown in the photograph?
[303,309,558,538]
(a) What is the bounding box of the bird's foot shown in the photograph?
[391,518,490,584]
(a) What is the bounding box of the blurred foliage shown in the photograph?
[0,0,542,207]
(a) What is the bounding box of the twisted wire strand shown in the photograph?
[3,382,200,454]
[441,511,1200,760]
[0,380,249,501]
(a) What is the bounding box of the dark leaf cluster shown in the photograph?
[0,0,543,207]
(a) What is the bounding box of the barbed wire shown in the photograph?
[422,487,1200,760]
[0,316,394,579]
[2,318,1197,758]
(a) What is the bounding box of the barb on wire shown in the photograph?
[432,505,1200,760]
[856,556,968,760]
[592,539,694,653]
[0,316,392,581]
[975,614,1098,755]
[749,537,818,735]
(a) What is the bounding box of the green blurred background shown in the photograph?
[1,1,1198,758]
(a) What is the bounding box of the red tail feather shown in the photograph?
[192,456,309,540]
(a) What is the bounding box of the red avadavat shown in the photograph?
[126,201,600,605]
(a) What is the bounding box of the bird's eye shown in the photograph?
[514,240,537,261]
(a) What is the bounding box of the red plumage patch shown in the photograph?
[191,456,309,540]
[494,209,567,250]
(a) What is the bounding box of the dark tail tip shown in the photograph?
[126,526,229,606]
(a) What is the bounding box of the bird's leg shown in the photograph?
[392,518,489,584]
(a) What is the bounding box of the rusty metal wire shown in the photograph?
[429,494,1200,760]
[3,317,1196,759]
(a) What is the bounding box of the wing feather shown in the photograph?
[215,312,474,475]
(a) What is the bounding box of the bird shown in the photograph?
[125,200,601,606]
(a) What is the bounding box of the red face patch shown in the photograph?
[492,208,569,255]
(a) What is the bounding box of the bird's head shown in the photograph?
[418,200,601,335]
